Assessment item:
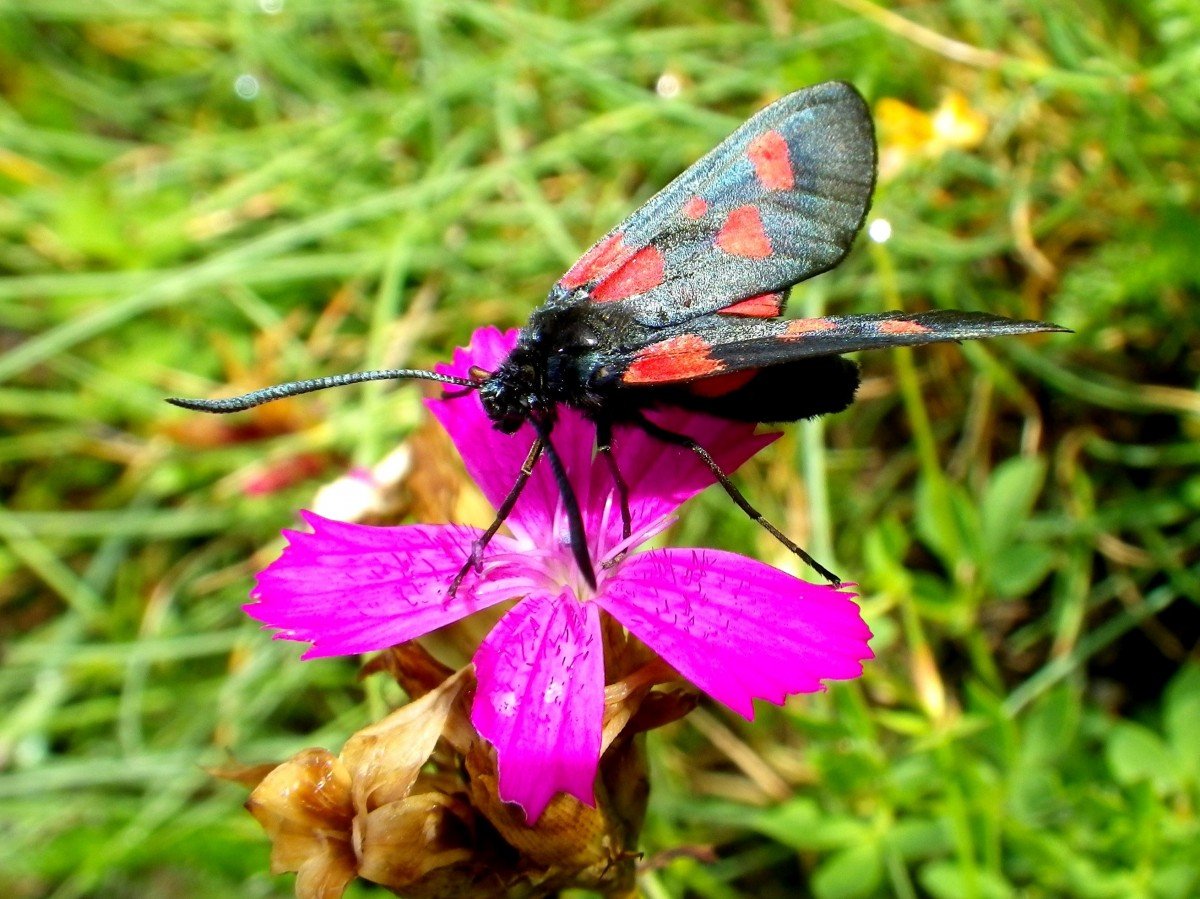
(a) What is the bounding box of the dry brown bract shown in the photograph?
[225,642,694,898]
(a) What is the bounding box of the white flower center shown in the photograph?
[482,489,675,603]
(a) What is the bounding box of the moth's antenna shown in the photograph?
[166,369,479,414]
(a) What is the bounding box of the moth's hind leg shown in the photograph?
[629,411,841,585]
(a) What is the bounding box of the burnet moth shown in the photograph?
[169,81,1065,593]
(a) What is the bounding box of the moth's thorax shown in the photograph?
[523,301,603,352]
[528,304,623,406]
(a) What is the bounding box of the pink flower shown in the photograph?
[248,327,873,823]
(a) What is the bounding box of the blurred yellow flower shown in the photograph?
[877,91,989,180]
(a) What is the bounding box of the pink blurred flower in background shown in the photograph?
[248,327,872,822]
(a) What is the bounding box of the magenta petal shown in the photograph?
[248,511,517,658]
[425,328,569,542]
[596,550,873,718]
[472,592,604,823]
[425,328,535,514]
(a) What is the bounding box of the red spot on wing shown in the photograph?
[689,369,757,397]
[719,291,785,318]
[878,319,933,335]
[559,232,634,290]
[715,205,772,259]
[784,317,838,338]
[622,335,722,385]
[682,195,708,219]
[590,244,666,303]
[746,130,794,191]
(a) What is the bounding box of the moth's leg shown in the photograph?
[535,419,597,589]
[448,435,543,598]
[595,418,632,553]
[630,411,841,585]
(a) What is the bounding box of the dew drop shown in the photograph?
[234,74,260,100]
[868,218,892,243]
[656,72,682,99]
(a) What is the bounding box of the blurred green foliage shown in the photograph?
[1,1,1197,897]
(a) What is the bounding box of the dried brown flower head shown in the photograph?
[228,642,694,898]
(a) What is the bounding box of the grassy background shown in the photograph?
[2,1,1198,896]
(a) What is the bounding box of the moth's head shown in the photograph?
[478,360,537,433]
